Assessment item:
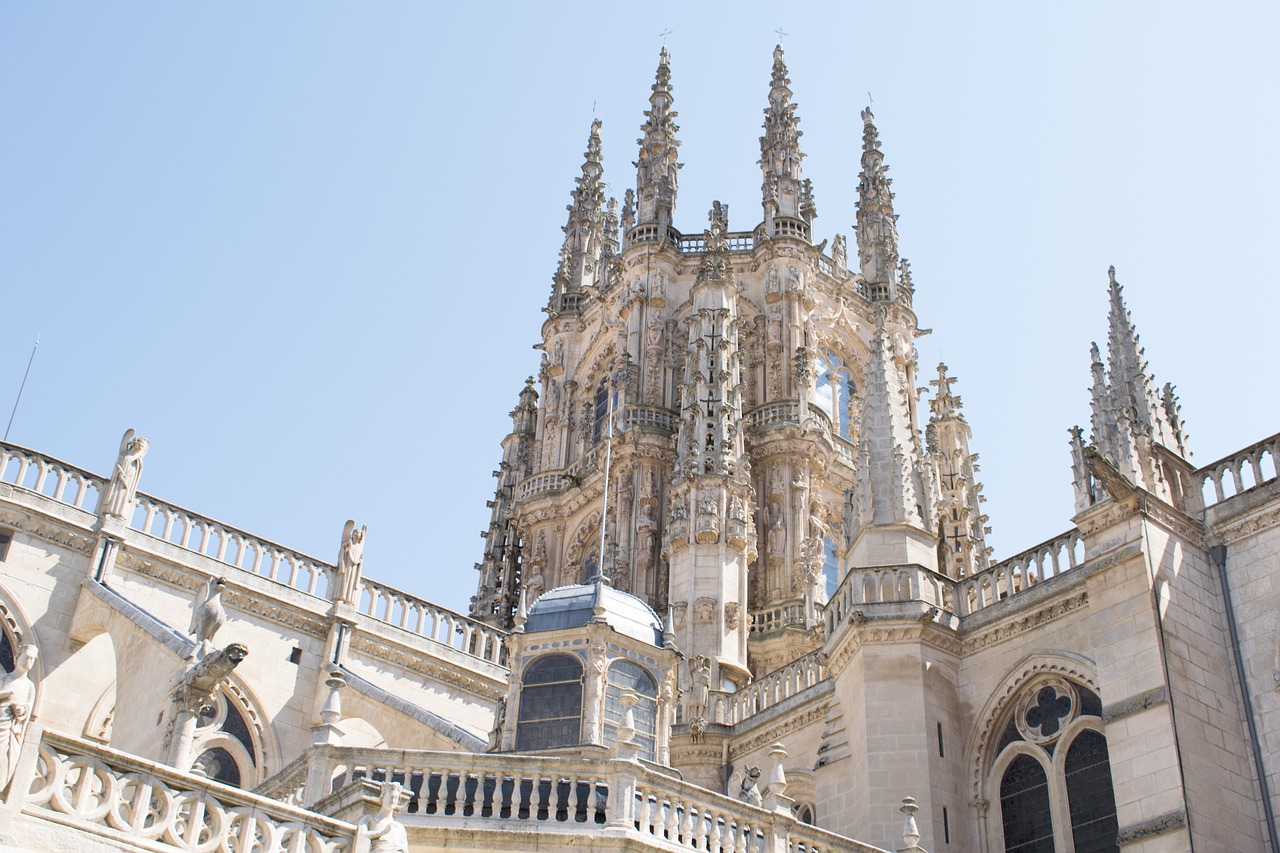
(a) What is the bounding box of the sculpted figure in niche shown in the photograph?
[0,644,37,795]
[767,503,786,565]
[647,316,663,349]
[689,655,712,721]
[832,233,848,271]
[360,781,409,853]
[523,566,546,606]
[335,520,367,607]
[103,429,150,519]
[808,501,826,544]
[768,306,783,344]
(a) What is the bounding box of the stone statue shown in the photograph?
[832,233,848,271]
[808,501,826,543]
[523,566,545,606]
[188,576,227,660]
[335,520,367,606]
[738,766,763,806]
[0,644,37,795]
[360,781,409,853]
[689,655,712,722]
[767,503,786,565]
[103,429,149,519]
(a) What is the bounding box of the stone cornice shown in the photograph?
[730,699,831,760]
[825,613,962,677]
[1208,501,1280,547]
[1116,809,1187,845]
[1102,686,1167,723]
[960,591,1089,655]
[348,633,504,702]
[0,505,96,556]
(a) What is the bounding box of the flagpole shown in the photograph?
[593,379,616,585]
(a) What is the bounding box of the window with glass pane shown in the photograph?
[823,537,840,598]
[1000,754,1054,853]
[592,382,610,442]
[815,351,855,440]
[602,660,658,760]
[1066,730,1120,853]
[516,654,584,751]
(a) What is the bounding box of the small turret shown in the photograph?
[634,48,682,237]
[855,108,901,302]
[759,45,814,239]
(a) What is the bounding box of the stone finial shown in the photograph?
[635,47,681,231]
[514,587,528,632]
[897,796,922,852]
[762,742,791,814]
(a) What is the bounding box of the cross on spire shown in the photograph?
[659,28,673,45]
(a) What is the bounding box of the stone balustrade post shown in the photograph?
[896,796,927,853]
[302,744,338,808]
[607,757,638,829]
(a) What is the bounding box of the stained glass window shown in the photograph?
[1000,754,1054,852]
[603,660,657,760]
[1066,730,1120,852]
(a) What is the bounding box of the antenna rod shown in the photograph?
[5,335,40,442]
[593,377,617,585]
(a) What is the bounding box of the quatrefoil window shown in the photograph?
[1014,679,1077,744]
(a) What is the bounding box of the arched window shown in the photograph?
[191,689,261,788]
[603,660,658,760]
[592,381,612,443]
[814,350,856,440]
[990,679,1118,853]
[516,654,584,751]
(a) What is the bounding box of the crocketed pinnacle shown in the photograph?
[855,323,925,528]
[552,120,607,304]
[855,107,901,301]
[927,364,991,577]
[634,48,681,231]
[759,44,812,225]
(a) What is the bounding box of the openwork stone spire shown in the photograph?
[759,45,814,237]
[634,48,682,234]
[855,108,901,302]
[927,363,991,578]
[551,120,608,311]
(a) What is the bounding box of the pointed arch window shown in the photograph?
[814,350,856,440]
[822,536,840,600]
[988,679,1118,853]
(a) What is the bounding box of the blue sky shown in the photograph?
[2,3,1277,615]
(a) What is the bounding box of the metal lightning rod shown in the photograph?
[5,335,40,442]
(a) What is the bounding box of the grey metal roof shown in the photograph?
[526,582,665,647]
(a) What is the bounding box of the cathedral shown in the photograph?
[0,46,1275,853]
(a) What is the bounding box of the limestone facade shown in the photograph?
[0,45,1275,853]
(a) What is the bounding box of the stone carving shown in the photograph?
[170,643,249,772]
[767,305,783,345]
[696,495,720,544]
[667,498,689,550]
[767,502,786,567]
[102,429,149,519]
[188,576,227,661]
[671,602,688,630]
[727,495,748,547]
[724,602,742,630]
[360,781,410,853]
[689,655,712,722]
[695,597,716,624]
[766,268,782,301]
[335,520,367,606]
[0,643,37,795]
[730,766,762,806]
[832,233,847,271]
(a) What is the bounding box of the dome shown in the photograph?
[525,582,665,647]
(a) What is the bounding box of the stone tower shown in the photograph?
[471,45,985,699]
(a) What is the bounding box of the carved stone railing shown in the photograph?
[746,401,801,433]
[677,233,755,254]
[260,745,889,853]
[952,530,1085,618]
[725,652,825,725]
[17,728,356,853]
[621,405,677,435]
[131,493,335,599]
[357,577,506,664]
[519,471,572,500]
[825,564,946,634]
[0,442,104,515]
[1197,431,1280,509]
[749,601,808,634]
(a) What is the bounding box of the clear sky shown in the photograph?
[2,3,1277,616]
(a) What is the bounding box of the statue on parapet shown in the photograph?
[335,520,367,607]
[0,644,37,797]
[102,429,149,519]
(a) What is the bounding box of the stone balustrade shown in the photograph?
[16,727,356,853]
[260,745,890,853]
[676,232,755,254]
[356,578,506,664]
[621,405,677,435]
[0,442,103,514]
[131,493,335,599]
[519,471,572,500]
[749,601,808,634]
[746,401,801,433]
[825,564,944,633]
[725,652,825,725]
[951,529,1084,617]
[1197,431,1280,508]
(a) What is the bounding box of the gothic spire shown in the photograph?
[1104,266,1179,451]
[551,120,608,310]
[759,45,814,235]
[855,107,901,302]
[634,48,681,235]
[927,364,991,577]
[855,323,926,530]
